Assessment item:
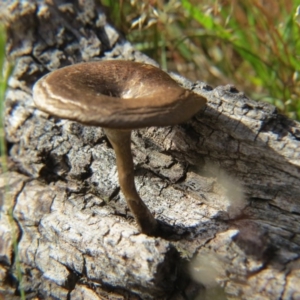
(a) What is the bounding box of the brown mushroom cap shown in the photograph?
[33,60,206,129]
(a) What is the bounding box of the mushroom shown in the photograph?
[32,60,207,236]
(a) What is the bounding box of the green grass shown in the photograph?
[0,25,25,299]
[102,0,300,120]
[0,25,7,166]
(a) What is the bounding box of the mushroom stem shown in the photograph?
[104,128,158,235]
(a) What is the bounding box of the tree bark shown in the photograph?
[0,1,300,299]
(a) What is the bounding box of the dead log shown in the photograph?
[0,1,300,299]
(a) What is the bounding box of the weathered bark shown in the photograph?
[0,1,300,299]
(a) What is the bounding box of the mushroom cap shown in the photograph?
[33,60,206,129]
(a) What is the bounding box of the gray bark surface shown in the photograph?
[0,1,300,299]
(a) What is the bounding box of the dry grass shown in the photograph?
[103,0,300,120]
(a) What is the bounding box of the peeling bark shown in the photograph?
[0,1,300,299]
